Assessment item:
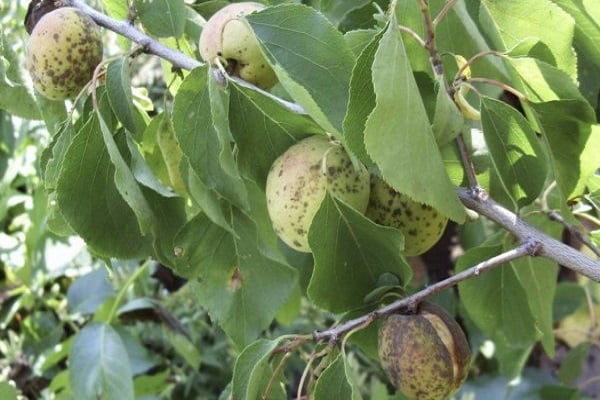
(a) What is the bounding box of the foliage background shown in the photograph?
[1,0,600,399]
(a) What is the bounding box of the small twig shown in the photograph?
[296,344,333,400]
[539,183,600,258]
[398,24,427,48]
[432,0,459,26]
[313,244,530,342]
[262,351,293,400]
[466,77,527,101]
[455,134,479,189]
[417,0,444,77]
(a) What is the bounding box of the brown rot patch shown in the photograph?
[228,267,243,291]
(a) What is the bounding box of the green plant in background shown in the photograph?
[1,0,600,399]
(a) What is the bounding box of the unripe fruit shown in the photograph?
[366,176,448,256]
[199,2,278,90]
[378,303,471,400]
[266,135,370,252]
[26,7,103,101]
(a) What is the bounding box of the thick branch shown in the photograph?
[456,187,600,281]
[67,0,202,71]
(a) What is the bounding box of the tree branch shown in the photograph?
[66,0,202,71]
[456,187,600,281]
[313,244,532,342]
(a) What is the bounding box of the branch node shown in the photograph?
[525,240,542,257]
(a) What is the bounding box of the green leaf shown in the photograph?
[155,110,185,194]
[228,80,318,186]
[433,0,507,85]
[553,0,600,114]
[98,118,155,236]
[172,66,249,210]
[0,382,18,400]
[176,211,297,347]
[56,115,151,258]
[506,57,590,106]
[558,342,591,386]
[531,101,600,200]
[69,323,134,400]
[480,0,577,79]
[553,282,586,322]
[307,193,411,313]
[165,328,201,370]
[318,0,371,27]
[67,267,114,315]
[247,4,355,135]
[313,353,362,400]
[363,18,466,223]
[106,58,145,136]
[480,97,547,209]
[136,0,187,38]
[343,29,383,167]
[344,29,377,56]
[0,33,40,120]
[232,339,284,400]
[431,75,465,146]
[457,244,539,348]
[171,213,232,279]
[41,120,74,189]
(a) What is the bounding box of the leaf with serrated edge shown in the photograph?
[343,29,383,168]
[364,18,465,222]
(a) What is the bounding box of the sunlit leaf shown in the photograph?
[363,18,466,223]
[247,4,355,135]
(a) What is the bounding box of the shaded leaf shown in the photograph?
[175,211,297,347]
[69,323,134,400]
[480,97,547,209]
[172,66,248,210]
[457,244,539,348]
[232,339,285,400]
[67,267,114,315]
[307,193,411,313]
[56,115,151,258]
[106,58,145,135]
[228,80,318,187]
[313,353,362,400]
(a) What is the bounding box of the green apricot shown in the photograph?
[366,176,448,256]
[26,7,103,101]
[199,2,278,90]
[378,303,471,400]
[265,135,370,252]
